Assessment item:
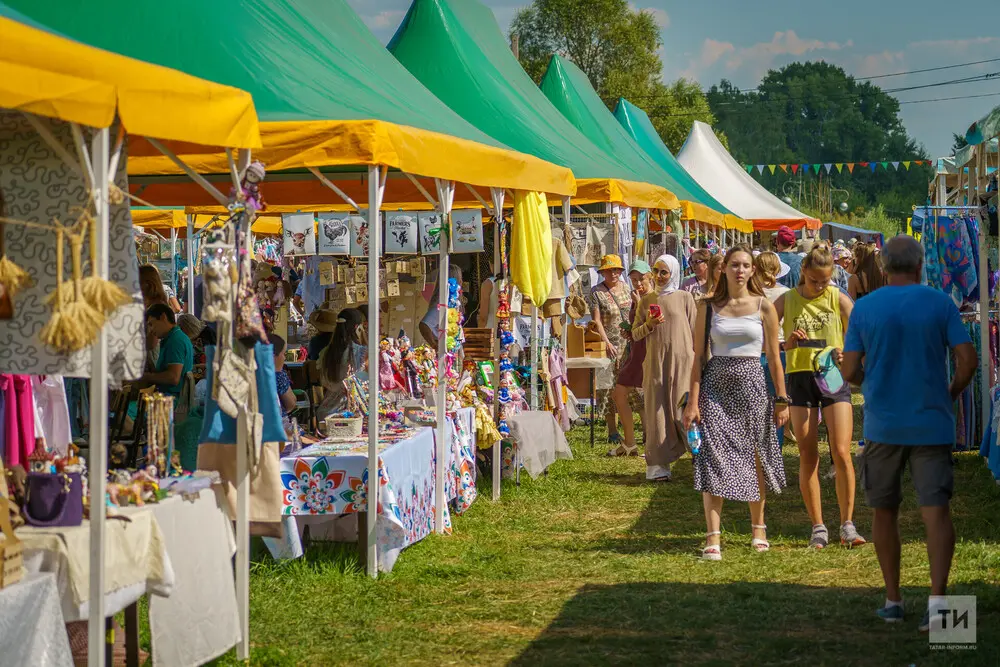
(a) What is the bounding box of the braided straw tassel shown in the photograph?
[40,227,76,352]
[80,209,131,315]
[0,220,32,297]
[64,230,105,341]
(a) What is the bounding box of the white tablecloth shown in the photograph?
[0,573,73,667]
[508,411,573,478]
[142,489,240,667]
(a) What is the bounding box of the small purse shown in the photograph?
[215,349,251,419]
[23,471,83,528]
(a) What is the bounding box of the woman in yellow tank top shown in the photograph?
[775,242,865,549]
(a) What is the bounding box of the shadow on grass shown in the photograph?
[588,447,1000,557]
[510,581,1000,666]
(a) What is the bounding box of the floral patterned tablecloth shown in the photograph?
[267,409,477,572]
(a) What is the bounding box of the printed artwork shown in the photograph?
[282,213,316,256]
[584,222,613,266]
[568,223,588,266]
[450,209,484,253]
[317,213,350,255]
[636,209,648,241]
[350,211,371,257]
[418,212,442,254]
[384,213,418,254]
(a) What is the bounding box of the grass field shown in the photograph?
[204,408,1000,666]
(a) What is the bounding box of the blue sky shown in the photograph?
[350,0,1000,158]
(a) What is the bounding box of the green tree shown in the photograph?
[707,62,929,211]
[509,0,719,153]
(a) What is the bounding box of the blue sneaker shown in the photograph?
[876,604,904,623]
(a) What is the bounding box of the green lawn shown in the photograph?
[214,414,1000,666]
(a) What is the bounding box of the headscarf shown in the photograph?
[653,254,681,295]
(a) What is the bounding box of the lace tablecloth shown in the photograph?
[0,573,73,667]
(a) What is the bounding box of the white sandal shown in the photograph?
[702,531,722,561]
[751,524,770,552]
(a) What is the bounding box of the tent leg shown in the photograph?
[530,305,539,410]
[185,215,195,313]
[434,178,454,535]
[88,126,110,667]
[367,166,386,573]
[490,195,504,503]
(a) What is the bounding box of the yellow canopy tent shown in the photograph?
[131,209,281,235]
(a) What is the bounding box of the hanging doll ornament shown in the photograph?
[234,161,267,214]
[499,320,514,348]
[201,229,235,323]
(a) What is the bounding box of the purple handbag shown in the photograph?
[24,471,84,527]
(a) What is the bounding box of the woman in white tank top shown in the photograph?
[682,245,790,561]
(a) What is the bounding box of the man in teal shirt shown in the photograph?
[142,304,193,396]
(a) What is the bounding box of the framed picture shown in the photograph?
[451,209,484,253]
[317,213,351,255]
[384,213,419,254]
[349,211,370,257]
[282,213,316,256]
[418,212,441,254]
[476,360,495,387]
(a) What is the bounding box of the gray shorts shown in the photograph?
[860,441,953,508]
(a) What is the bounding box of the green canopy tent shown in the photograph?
[387,0,678,212]
[613,97,751,237]
[540,54,733,231]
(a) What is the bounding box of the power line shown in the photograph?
[854,57,1000,81]
[897,91,1000,105]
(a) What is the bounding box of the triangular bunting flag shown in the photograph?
[903,161,911,170]
[891,161,899,170]
[779,164,788,173]
[869,163,877,173]
[847,163,855,173]
[880,161,889,170]
[756,165,765,174]
[745,164,753,173]
[860,162,869,167]
[835,163,844,173]
[802,164,810,174]
[768,165,776,175]
[824,163,833,173]
[791,164,799,174]
[813,164,822,174]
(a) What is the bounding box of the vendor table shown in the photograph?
[565,356,612,447]
[269,408,476,571]
[0,573,73,667]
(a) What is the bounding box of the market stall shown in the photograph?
[677,121,821,231]
[0,4,262,665]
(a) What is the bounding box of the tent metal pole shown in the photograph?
[367,165,386,575]
[531,305,539,410]
[721,226,727,248]
[186,215,195,313]
[491,188,505,502]
[562,196,572,351]
[975,152,991,429]
[87,125,110,667]
[434,178,454,535]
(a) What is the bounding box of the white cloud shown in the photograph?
[678,38,736,79]
[855,50,906,78]
[362,9,405,30]
[725,30,853,71]
[908,36,999,51]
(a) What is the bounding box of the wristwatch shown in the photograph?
[774,396,790,406]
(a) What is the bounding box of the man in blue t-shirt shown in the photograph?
[841,235,976,632]
[142,303,194,397]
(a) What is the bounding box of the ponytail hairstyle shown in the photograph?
[798,241,834,286]
[754,251,782,289]
[855,242,886,292]
[706,244,765,306]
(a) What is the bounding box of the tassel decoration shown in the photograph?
[40,227,77,352]
[63,231,105,341]
[80,211,131,314]
[0,255,31,296]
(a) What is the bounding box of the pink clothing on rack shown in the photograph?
[548,348,570,432]
[1,374,36,467]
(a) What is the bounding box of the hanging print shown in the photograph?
[450,209,484,253]
[636,209,648,241]
[282,213,316,256]
[419,212,442,254]
[317,213,351,255]
[384,213,419,254]
[350,211,371,258]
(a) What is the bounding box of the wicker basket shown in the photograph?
[324,415,363,438]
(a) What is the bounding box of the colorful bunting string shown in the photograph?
[742,159,932,175]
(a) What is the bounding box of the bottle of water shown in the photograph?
[687,424,702,455]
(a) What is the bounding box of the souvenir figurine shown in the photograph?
[241,160,267,212]
[498,419,510,437]
[496,288,510,320]
[27,445,55,473]
[497,378,512,404]
[378,338,398,392]
[499,320,514,347]
[499,352,513,373]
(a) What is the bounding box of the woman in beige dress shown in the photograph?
[630,254,696,481]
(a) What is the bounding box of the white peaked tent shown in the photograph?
[677,121,820,231]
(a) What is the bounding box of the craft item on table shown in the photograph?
[398,333,424,399]
[282,213,317,256]
[324,412,363,438]
[144,393,175,477]
[451,209,485,253]
[201,229,236,323]
[378,338,404,393]
[23,447,84,527]
[317,213,351,255]
[105,467,160,509]
[416,345,438,388]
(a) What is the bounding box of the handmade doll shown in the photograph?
[378,338,397,392]
[499,320,514,348]
[242,161,267,212]
[398,333,423,398]
[496,286,510,320]
[499,351,513,373]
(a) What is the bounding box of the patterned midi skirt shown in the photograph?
[693,356,786,502]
